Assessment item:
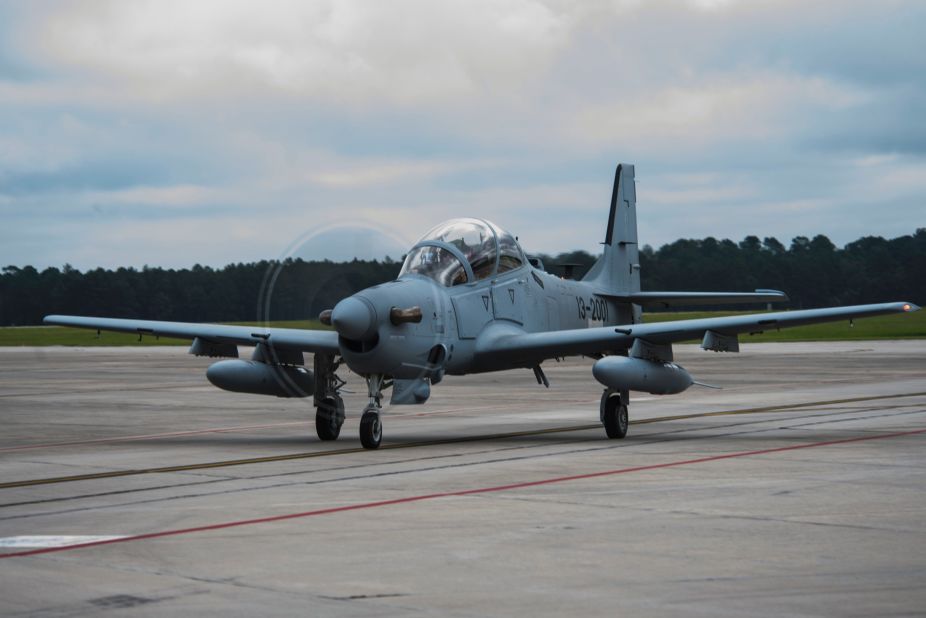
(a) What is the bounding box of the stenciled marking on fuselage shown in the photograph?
[576,295,609,322]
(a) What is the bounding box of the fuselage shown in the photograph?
[330,218,637,380]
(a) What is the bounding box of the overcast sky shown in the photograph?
[1,0,924,269]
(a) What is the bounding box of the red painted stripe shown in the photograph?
[2,427,923,560]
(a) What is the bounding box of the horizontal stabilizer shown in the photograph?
[605,289,788,307]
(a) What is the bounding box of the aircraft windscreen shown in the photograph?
[399,246,468,287]
[494,227,524,273]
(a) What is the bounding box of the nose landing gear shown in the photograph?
[359,373,386,449]
[360,406,383,449]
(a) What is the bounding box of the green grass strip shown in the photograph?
[0,312,921,347]
[643,310,926,341]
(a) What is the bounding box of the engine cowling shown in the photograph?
[592,356,693,395]
[206,359,315,398]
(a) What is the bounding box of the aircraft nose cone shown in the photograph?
[331,296,378,340]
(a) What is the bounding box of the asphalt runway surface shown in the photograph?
[1,342,924,617]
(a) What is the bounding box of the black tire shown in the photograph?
[601,391,629,439]
[359,409,382,449]
[315,395,345,441]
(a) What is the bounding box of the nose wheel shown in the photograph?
[359,405,383,449]
[359,373,386,449]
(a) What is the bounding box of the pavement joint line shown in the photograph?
[7,390,924,455]
[2,390,924,490]
[1,426,923,560]
[632,391,926,425]
[3,405,913,517]
[0,421,313,453]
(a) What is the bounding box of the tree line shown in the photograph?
[1,229,923,326]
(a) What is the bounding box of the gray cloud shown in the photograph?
[1,0,923,270]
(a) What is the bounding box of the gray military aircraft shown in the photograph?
[45,164,919,449]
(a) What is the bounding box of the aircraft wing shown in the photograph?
[475,301,919,366]
[608,289,788,307]
[43,315,340,354]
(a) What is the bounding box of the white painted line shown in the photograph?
[0,535,127,548]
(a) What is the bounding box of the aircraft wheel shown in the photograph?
[359,407,382,449]
[315,395,345,441]
[601,391,629,439]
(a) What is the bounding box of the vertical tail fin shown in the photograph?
[583,164,641,296]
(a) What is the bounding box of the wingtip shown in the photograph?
[902,302,920,312]
[755,289,789,301]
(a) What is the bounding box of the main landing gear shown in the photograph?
[314,354,346,441]
[315,394,345,441]
[600,388,629,439]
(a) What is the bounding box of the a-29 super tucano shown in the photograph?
[46,164,920,449]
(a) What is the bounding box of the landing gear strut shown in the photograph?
[600,388,629,439]
[359,374,386,449]
[314,354,346,441]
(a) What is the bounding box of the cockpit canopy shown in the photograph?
[398,218,525,286]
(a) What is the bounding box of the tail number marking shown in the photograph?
[576,296,608,322]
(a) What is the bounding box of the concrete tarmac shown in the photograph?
[1,342,924,616]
